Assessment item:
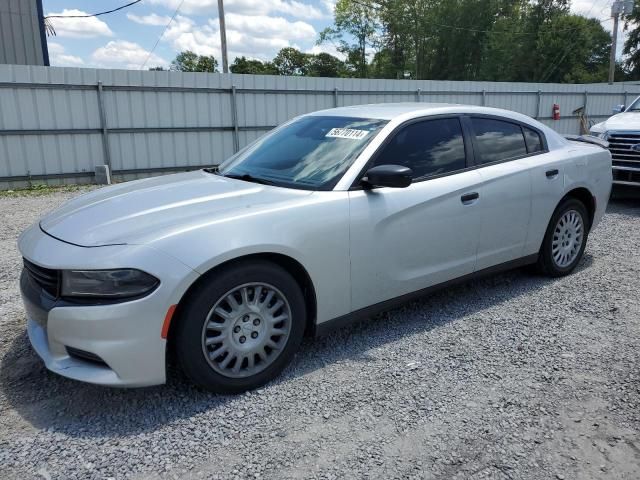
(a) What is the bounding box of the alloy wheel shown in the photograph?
[551,209,584,268]
[201,282,292,378]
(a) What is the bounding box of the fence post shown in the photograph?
[333,87,339,107]
[96,81,112,173]
[230,85,240,153]
[482,89,486,106]
[624,91,628,108]
[535,90,542,119]
[416,88,421,102]
[583,90,588,116]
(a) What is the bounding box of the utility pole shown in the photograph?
[609,0,635,84]
[217,0,229,73]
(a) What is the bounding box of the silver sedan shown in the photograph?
[18,103,612,392]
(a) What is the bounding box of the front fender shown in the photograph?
[148,192,352,324]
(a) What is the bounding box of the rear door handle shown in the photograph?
[461,192,479,204]
[546,169,559,178]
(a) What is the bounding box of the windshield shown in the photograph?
[628,98,640,111]
[218,115,388,190]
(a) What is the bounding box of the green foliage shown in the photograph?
[318,0,379,77]
[168,0,617,83]
[307,52,343,77]
[272,47,310,75]
[624,7,640,80]
[319,0,617,83]
[171,51,218,73]
[230,57,278,75]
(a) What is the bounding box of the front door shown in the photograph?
[348,116,483,311]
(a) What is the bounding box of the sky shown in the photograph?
[42,0,628,71]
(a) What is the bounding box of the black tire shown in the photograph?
[175,260,306,393]
[536,197,589,277]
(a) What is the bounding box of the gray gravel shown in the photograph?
[0,187,639,480]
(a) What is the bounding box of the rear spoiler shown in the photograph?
[564,134,609,149]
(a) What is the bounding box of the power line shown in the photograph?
[140,0,186,70]
[44,0,143,19]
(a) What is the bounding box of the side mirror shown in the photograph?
[363,164,413,188]
[613,104,625,114]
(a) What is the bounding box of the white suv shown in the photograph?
[590,96,640,186]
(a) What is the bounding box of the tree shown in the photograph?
[171,50,218,72]
[319,0,379,78]
[230,56,278,75]
[534,15,611,83]
[307,52,343,77]
[273,47,310,75]
[148,66,166,71]
[624,7,640,80]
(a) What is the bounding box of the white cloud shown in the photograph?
[146,0,326,19]
[224,13,316,40]
[321,0,336,16]
[162,14,316,61]
[48,42,85,66]
[91,40,168,70]
[127,12,173,26]
[46,9,113,38]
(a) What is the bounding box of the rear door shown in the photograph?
[466,116,534,270]
[348,116,483,311]
[519,128,568,256]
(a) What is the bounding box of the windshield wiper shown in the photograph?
[223,173,278,186]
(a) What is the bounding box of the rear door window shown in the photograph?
[470,118,527,164]
[523,127,544,154]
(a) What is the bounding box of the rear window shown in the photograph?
[471,118,527,163]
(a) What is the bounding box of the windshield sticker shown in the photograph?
[326,128,370,140]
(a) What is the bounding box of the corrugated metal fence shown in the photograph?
[1,64,639,189]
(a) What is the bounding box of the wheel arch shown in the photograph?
[562,186,596,229]
[166,253,318,357]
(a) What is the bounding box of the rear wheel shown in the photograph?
[537,198,589,277]
[175,261,306,393]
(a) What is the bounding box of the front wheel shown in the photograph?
[537,198,589,277]
[175,261,306,393]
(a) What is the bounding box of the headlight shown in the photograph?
[61,269,159,298]
[590,131,607,139]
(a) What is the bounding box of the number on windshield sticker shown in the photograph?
[325,128,370,140]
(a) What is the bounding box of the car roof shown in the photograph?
[307,102,527,122]
[305,102,568,150]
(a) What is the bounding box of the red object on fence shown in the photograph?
[552,103,560,120]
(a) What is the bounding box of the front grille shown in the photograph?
[613,167,640,186]
[23,258,60,298]
[607,131,640,165]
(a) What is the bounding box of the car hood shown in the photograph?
[40,170,312,247]
[594,111,640,132]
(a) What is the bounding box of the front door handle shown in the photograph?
[546,169,559,178]
[461,192,479,205]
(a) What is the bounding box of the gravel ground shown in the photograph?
[0,187,639,480]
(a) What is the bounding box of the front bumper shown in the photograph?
[18,224,199,387]
[612,165,640,186]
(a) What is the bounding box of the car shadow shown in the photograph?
[1,252,591,439]
[610,186,640,214]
